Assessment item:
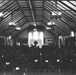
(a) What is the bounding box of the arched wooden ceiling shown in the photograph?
[0,0,76,38]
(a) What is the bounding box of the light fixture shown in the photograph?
[9,13,16,26]
[15,67,20,70]
[52,12,56,16]
[59,35,62,39]
[52,11,62,16]
[45,60,48,63]
[6,62,10,65]
[16,27,21,30]
[46,27,51,30]
[9,22,16,26]
[51,12,62,20]
[0,12,4,17]
[47,21,55,26]
[51,1,62,20]
[34,60,38,62]
[34,23,36,27]
[57,59,60,62]
[70,31,74,37]
[8,35,11,40]
[47,22,52,26]
[58,12,62,15]
[33,28,37,31]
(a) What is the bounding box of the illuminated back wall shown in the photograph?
[17,30,55,46]
[28,29,44,48]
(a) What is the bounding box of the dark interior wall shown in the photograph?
[44,30,54,39]
[18,30,28,38]
[0,35,7,45]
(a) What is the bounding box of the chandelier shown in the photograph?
[8,13,21,30]
[47,21,55,26]
[47,1,62,27]
[51,11,62,20]
[51,1,62,20]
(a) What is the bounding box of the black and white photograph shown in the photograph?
[0,0,76,75]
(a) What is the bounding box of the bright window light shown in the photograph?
[28,32,33,47]
[40,32,44,46]
[33,30,38,40]
[16,27,21,30]
[28,32,33,39]
[0,12,4,17]
[15,67,20,70]
[8,36,11,39]
[28,31,44,48]
[40,32,43,39]
[70,31,74,37]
